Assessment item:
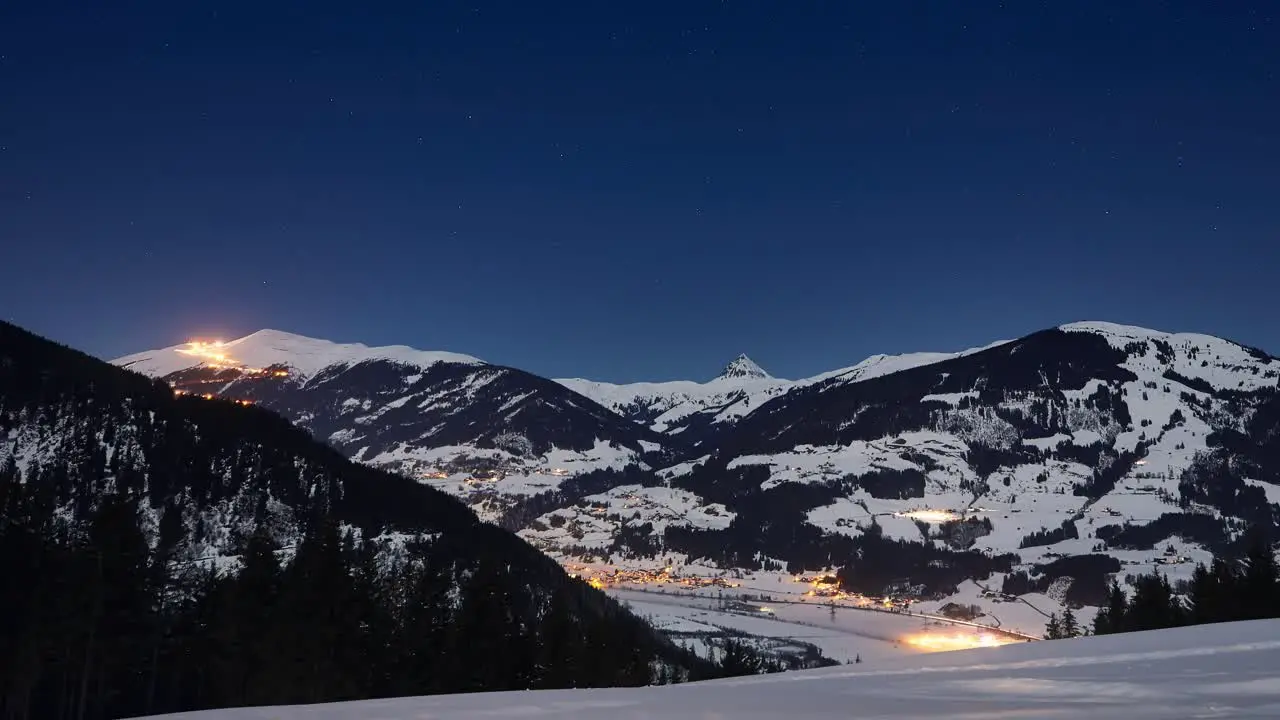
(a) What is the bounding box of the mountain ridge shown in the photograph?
[109,321,1280,635]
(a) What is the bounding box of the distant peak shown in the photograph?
[717,353,770,381]
[238,328,312,342]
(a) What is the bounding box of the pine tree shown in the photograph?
[1241,534,1279,621]
[1093,581,1129,635]
[1061,607,1079,638]
[1127,572,1183,631]
[1044,613,1062,640]
[208,525,282,707]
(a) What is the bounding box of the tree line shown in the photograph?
[1043,535,1280,640]
[0,466,751,720]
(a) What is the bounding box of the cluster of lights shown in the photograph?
[172,388,254,406]
[175,340,288,378]
[895,509,960,523]
[168,338,286,406]
[900,631,1017,652]
[792,575,902,608]
[564,564,742,591]
[176,340,235,366]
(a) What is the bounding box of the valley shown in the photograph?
[110,321,1280,648]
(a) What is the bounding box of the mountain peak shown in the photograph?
[717,353,771,381]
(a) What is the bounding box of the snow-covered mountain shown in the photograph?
[556,354,793,442]
[114,328,485,379]
[515,322,1280,631]
[556,340,1007,443]
[114,330,671,520]
[113,322,1280,634]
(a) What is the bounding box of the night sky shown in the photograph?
[2,2,1277,382]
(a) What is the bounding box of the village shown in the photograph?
[561,562,923,614]
[563,563,745,591]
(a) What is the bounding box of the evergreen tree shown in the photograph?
[1127,572,1183,631]
[1061,607,1080,638]
[1241,534,1279,620]
[1093,581,1130,635]
[1044,613,1062,640]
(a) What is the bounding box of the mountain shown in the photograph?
[556,354,792,443]
[0,321,715,719]
[518,322,1280,627]
[114,330,671,520]
[719,354,771,380]
[113,322,1280,635]
[556,342,1008,444]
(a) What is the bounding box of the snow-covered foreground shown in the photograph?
[138,620,1280,719]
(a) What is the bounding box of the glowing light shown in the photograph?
[895,509,959,523]
[901,631,1017,652]
[176,340,232,365]
[757,606,774,613]
[175,340,288,377]
[587,577,605,590]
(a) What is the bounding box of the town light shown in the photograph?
[895,509,959,523]
[900,631,1016,652]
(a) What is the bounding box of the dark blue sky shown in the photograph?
[2,1,1277,381]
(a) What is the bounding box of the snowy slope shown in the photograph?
[1061,320,1278,392]
[114,329,483,379]
[803,337,1013,388]
[135,620,1280,719]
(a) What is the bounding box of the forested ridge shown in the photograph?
[1042,535,1280,640]
[0,321,730,720]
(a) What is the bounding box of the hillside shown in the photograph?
[113,322,1280,637]
[0,321,713,720]
[133,620,1280,719]
[114,330,672,521]
[507,323,1280,631]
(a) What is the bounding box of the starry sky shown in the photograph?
[2,1,1277,382]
